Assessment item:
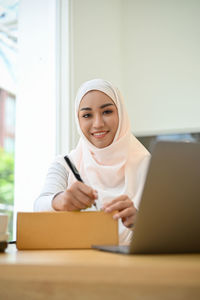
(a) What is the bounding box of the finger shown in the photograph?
[122,215,135,228]
[104,199,133,213]
[113,207,135,220]
[62,196,80,211]
[93,190,98,199]
[76,182,97,199]
[69,182,96,205]
[63,189,91,210]
[73,197,90,210]
[103,195,127,208]
[73,189,95,208]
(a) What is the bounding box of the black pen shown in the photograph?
[64,155,97,209]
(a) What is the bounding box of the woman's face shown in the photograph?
[78,90,119,148]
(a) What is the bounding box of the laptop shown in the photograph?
[92,141,200,254]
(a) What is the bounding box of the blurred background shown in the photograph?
[0,0,200,239]
[0,0,17,239]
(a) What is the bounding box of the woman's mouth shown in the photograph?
[92,131,109,138]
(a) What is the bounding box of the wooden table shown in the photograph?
[0,245,200,300]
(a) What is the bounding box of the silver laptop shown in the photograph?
[92,141,200,254]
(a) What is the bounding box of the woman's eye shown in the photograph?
[103,110,113,115]
[82,113,91,118]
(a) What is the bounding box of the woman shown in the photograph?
[34,79,150,243]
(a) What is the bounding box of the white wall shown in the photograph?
[14,0,57,216]
[121,0,200,135]
[69,0,122,147]
[70,0,200,145]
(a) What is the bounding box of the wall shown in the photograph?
[69,0,122,147]
[121,0,200,135]
[70,0,200,147]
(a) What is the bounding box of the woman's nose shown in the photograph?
[93,114,104,128]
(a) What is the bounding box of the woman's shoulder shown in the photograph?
[49,155,69,173]
[53,154,66,165]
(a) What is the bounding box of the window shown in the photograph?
[0,0,18,240]
[1,0,70,240]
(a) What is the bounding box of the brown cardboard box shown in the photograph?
[16,211,118,250]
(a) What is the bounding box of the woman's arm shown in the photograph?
[34,161,69,211]
[34,160,97,212]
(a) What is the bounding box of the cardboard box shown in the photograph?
[16,211,118,250]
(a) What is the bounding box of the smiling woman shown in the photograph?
[78,90,119,148]
[34,79,151,244]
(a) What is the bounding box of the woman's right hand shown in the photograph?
[52,181,98,211]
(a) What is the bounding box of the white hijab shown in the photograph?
[58,79,150,242]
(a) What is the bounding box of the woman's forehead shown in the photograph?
[79,90,116,109]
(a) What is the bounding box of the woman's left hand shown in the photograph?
[102,195,137,228]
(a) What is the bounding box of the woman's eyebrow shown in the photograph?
[80,107,92,111]
[100,103,114,109]
[80,103,114,111]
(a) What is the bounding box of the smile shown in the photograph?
[92,131,109,138]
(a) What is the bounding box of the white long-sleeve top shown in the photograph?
[34,161,69,212]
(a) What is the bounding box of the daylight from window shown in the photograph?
[0,0,18,240]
